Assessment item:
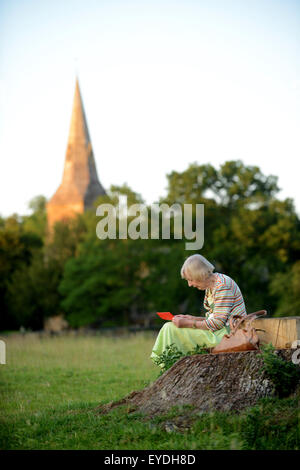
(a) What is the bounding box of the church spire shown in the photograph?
[47,78,106,230]
[67,77,91,148]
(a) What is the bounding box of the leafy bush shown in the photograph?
[259,343,300,398]
[153,343,209,374]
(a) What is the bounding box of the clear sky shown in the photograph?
[0,0,299,217]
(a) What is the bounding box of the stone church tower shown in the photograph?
[47,78,106,230]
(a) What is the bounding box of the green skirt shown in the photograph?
[150,321,229,366]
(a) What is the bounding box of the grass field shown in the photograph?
[0,332,299,450]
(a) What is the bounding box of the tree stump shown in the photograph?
[97,349,296,416]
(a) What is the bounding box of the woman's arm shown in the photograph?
[172,315,209,330]
[175,314,200,320]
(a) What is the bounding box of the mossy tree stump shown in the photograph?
[97,350,296,416]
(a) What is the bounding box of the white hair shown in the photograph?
[180,254,215,282]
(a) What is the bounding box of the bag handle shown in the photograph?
[230,310,267,334]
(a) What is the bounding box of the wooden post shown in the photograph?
[253,316,300,349]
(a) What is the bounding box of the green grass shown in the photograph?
[0,332,299,450]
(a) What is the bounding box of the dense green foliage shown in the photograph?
[259,343,300,398]
[1,160,300,331]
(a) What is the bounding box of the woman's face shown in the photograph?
[186,278,208,290]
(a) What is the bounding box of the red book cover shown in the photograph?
[157,312,174,321]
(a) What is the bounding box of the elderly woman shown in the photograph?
[150,254,247,365]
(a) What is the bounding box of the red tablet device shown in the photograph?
[157,312,174,321]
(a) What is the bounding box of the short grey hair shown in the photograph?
[180,254,215,282]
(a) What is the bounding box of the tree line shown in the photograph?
[1,160,299,331]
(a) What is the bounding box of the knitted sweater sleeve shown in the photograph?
[204,286,233,332]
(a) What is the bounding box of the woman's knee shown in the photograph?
[161,321,176,333]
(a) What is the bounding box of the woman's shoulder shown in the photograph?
[214,273,235,290]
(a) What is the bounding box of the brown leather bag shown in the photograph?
[211,310,267,354]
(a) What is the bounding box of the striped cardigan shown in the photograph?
[204,273,247,332]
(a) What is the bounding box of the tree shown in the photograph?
[6,251,62,330]
[164,160,279,209]
[269,260,300,317]
[22,195,47,240]
[0,215,43,330]
[44,216,87,268]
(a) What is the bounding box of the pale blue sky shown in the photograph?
[0,0,300,217]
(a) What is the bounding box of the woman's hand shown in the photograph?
[172,315,193,328]
[180,315,197,320]
[175,314,196,319]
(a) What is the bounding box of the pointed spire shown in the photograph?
[67,78,91,148]
[47,78,106,230]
